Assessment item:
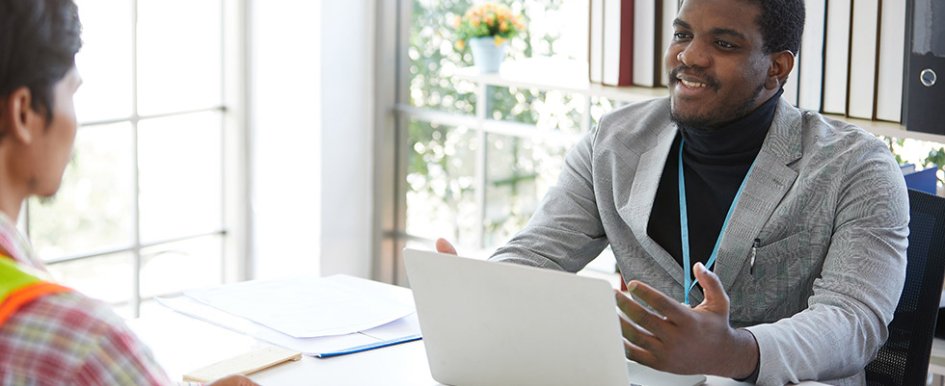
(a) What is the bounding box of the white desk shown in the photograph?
[131,306,828,386]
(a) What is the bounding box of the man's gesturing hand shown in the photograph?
[435,238,457,255]
[614,262,759,379]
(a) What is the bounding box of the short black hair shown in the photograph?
[0,0,82,121]
[748,0,805,55]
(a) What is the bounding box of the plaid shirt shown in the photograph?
[0,214,172,385]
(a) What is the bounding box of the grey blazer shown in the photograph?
[491,97,909,385]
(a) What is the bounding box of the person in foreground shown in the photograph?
[437,0,908,384]
[0,1,254,384]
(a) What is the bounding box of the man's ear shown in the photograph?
[0,87,37,144]
[765,51,795,90]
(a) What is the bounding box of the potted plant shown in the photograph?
[453,2,526,73]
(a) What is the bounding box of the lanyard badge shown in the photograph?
[677,138,756,305]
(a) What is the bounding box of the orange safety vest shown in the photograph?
[0,257,70,328]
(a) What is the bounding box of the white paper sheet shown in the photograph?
[182,274,415,338]
[157,295,421,356]
[360,314,421,341]
[155,296,370,355]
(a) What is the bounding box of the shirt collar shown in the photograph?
[0,212,47,274]
[678,88,783,158]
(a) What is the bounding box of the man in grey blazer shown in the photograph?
[437,0,907,385]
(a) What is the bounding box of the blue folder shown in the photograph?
[904,165,939,195]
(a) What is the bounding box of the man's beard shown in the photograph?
[670,80,766,130]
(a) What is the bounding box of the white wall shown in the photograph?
[318,0,375,278]
[249,0,322,278]
[248,0,375,279]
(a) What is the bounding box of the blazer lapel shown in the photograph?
[619,124,686,288]
[711,99,804,292]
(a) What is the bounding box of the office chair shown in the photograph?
[866,189,945,386]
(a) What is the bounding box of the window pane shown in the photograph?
[137,0,222,115]
[408,1,477,113]
[141,235,222,298]
[590,96,617,128]
[47,252,134,316]
[73,0,133,123]
[409,0,582,114]
[484,134,568,247]
[138,112,223,242]
[524,0,588,60]
[405,0,612,256]
[29,123,135,259]
[406,121,478,246]
[486,87,586,136]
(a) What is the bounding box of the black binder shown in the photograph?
[903,0,945,135]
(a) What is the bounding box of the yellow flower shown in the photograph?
[453,2,525,45]
[455,40,466,50]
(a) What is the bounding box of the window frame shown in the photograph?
[22,0,251,317]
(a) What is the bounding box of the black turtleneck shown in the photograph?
[646,90,782,276]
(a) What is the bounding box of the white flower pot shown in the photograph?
[469,37,508,74]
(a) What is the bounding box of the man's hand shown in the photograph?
[207,375,259,386]
[435,238,457,255]
[614,262,759,378]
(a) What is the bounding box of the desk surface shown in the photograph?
[130,306,828,386]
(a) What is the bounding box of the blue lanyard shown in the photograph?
[677,138,756,305]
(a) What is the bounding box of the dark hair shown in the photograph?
[0,0,82,121]
[748,0,805,55]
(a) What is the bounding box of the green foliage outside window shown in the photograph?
[408,0,587,249]
[883,136,945,187]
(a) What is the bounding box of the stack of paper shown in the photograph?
[157,275,421,356]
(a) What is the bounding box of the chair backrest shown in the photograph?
[866,189,945,386]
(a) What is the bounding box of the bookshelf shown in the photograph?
[451,58,945,145]
[452,58,665,105]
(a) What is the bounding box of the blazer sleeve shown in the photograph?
[489,126,610,272]
[745,139,909,385]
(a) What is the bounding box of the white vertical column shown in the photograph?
[319,0,375,278]
[249,0,322,279]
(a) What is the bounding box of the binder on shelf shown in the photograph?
[903,0,945,135]
[618,0,635,86]
[632,0,661,87]
[798,0,826,112]
[847,0,880,119]
[589,0,604,84]
[822,0,851,115]
[602,0,633,86]
[875,0,906,122]
[659,0,679,87]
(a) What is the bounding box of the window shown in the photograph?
[24,0,241,317]
[382,0,619,283]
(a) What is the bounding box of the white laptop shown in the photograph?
[404,248,707,386]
